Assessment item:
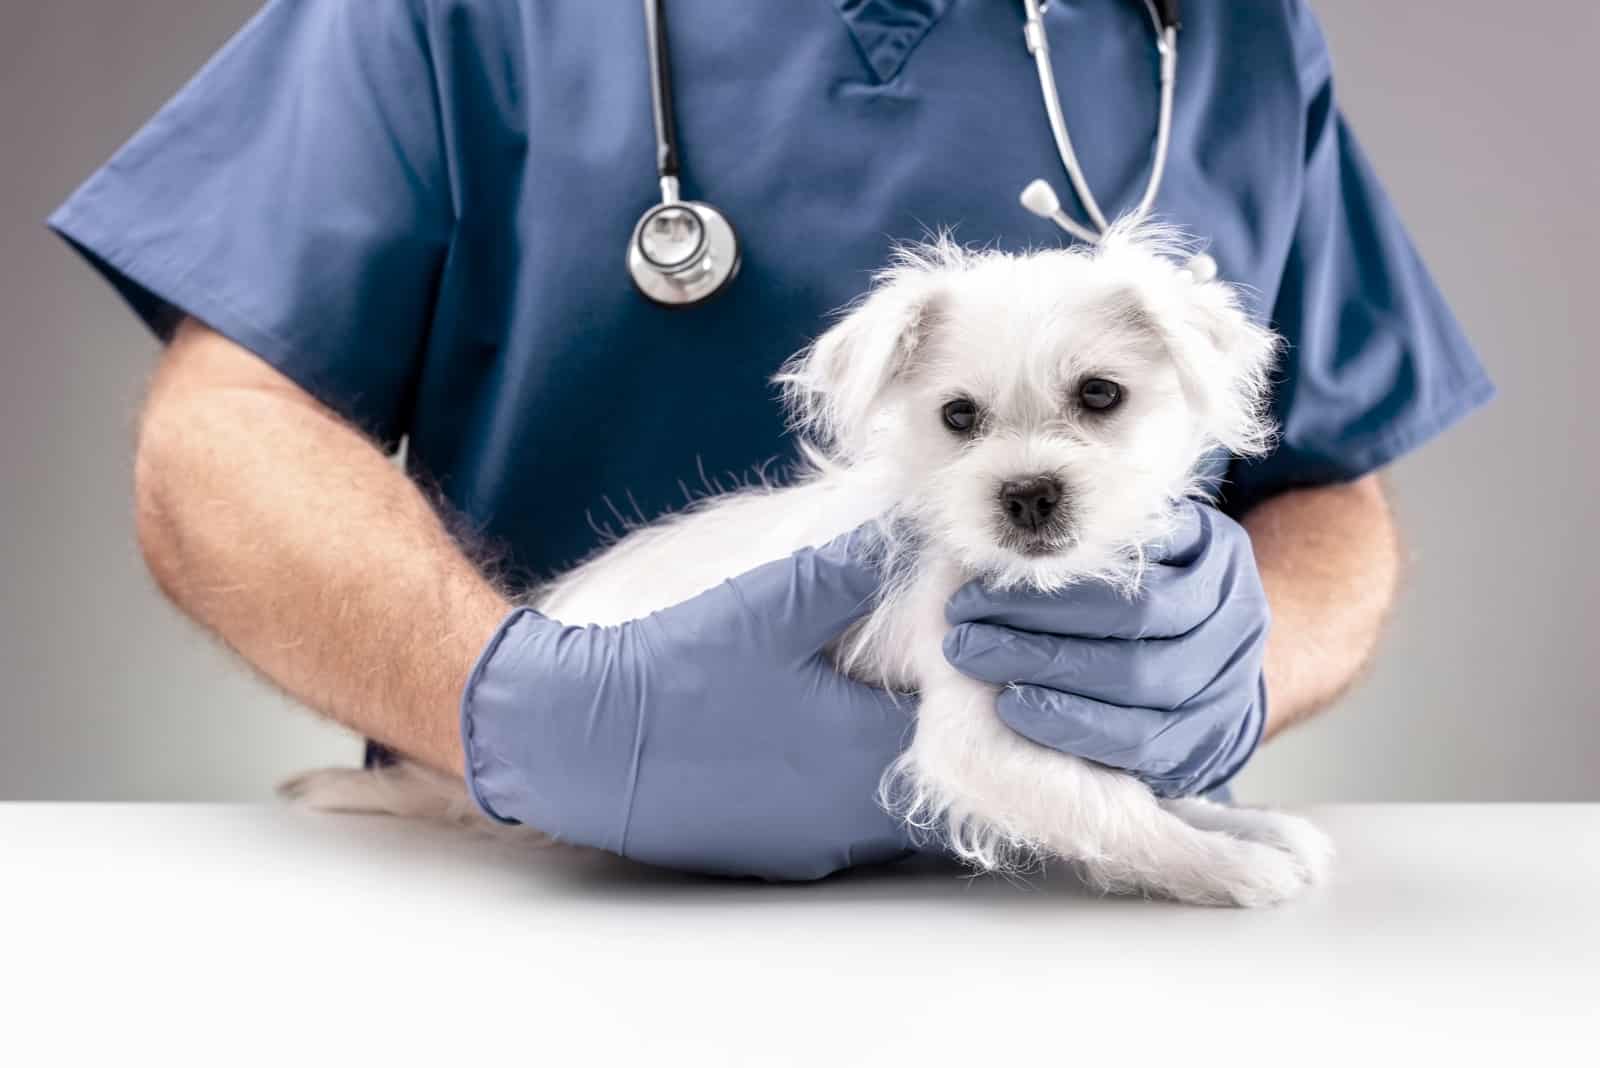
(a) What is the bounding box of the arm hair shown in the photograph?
[1243,474,1401,738]
[134,318,511,775]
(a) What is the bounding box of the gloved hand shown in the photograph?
[942,500,1269,798]
[460,532,915,881]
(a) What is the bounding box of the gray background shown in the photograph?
[2,1,1594,803]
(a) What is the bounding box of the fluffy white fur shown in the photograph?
[285,224,1333,906]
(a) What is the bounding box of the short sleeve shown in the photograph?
[1225,2,1494,509]
[47,0,453,444]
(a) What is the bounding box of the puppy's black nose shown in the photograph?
[1000,476,1064,534]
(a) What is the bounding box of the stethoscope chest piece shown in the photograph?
[628,192,741,306]
[630,0,741,308]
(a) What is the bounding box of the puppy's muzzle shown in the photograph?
[999,476,1066,535]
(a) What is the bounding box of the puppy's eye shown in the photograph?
[1079,378,1123,412]
[941,398,980,434]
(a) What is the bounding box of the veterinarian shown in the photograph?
[52,1,1490,879]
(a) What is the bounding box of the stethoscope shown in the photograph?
[627,0,1202,308]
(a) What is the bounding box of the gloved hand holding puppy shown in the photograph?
[464,498,1268,881]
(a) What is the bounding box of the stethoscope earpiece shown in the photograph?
[1022,177,1219,284]
[1184,252,1217,284]
[1018,0,1192,268]
[1020,177,1101,246]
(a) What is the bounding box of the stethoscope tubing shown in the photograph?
[1023,0,1179,243]
[631,0,1185,306]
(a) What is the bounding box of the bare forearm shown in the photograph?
[134,320,509,774]
[1242,475,1399,739]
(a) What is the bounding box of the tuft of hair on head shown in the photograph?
[1094,216,1202,269]
[1091,217,1281,459]
[776,232,979,458]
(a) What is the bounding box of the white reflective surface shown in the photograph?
[2,803,1593,1061]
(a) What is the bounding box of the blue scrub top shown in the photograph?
[51,0,1491,586]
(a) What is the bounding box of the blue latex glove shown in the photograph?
[460,532,915,881]
[942,501,1269,798]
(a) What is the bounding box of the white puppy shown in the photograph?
[287,225,1333,906]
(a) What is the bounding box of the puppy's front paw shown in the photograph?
[1242,810,1335,884]
[1163,799,1335,887]
[1197,838,1316,907]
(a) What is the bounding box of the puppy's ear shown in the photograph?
[777,265,942,457]
[1096,223,1280,458]
[1165,275,1281,458]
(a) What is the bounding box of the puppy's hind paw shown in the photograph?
[277,768,388,814]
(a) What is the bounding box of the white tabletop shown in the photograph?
[2,803,1594,1063]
